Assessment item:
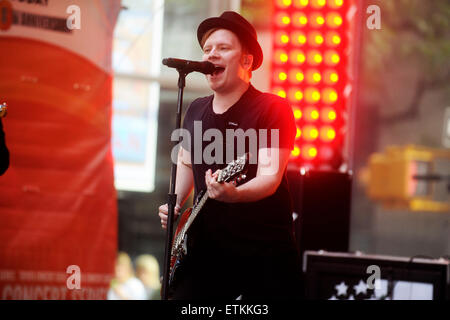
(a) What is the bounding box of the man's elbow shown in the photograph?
[262,175,283,198]
[180,159,192,169]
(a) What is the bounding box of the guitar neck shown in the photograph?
[179,191,209,239]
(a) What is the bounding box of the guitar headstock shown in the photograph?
[0,103,7,118]
[217,153,249,183]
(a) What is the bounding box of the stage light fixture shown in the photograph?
[271,0,355,169]
[292,145,301,157]
[293,108,302,119]
[293,0,309,8]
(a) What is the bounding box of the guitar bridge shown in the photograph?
[173,235,188,256]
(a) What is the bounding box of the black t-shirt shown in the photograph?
[181,84,297,256]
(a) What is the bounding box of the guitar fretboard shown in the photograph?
[173,191,209,252]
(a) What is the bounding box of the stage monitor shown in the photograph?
[303,250,449,300]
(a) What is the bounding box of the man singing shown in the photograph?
[158,11,302,299]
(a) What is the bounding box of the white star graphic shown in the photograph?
[348,294,355,300]
[328,295,338,300]
[354,280,368,295]
[335,281,348,296]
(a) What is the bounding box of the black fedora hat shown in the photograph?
[197,11,263,71]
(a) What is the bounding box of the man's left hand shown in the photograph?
[205,169,239,203]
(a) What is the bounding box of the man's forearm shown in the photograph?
[234,174,280,203]
[175,161,194,207]
[233,148,289,203]
[206,148,290,204]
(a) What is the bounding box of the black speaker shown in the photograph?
[303,250,450,300]
[287,169,352,266]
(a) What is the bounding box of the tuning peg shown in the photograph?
[241,174,246,180]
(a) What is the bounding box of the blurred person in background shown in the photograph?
[107,251,147,300]
[135,254,161,300]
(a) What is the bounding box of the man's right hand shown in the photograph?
[158,203,181,229]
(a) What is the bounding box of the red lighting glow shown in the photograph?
[271,0,355,168]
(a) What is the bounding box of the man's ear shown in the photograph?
[242,54,254,70]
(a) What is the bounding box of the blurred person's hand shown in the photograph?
[158,203,181,229]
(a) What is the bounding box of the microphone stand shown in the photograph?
[161,69,187,300]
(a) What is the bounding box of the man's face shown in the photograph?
[202,29,251,93]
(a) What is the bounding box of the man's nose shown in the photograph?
[206,48,220,60]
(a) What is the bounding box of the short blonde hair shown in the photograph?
[116,251,134,278]
[135,254,160,289]
[200,27,220,48]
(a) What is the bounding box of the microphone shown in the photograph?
[162,58,216,75]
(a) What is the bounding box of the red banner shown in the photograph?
[0,0,120,299]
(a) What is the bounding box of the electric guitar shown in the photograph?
[168,153,249,295]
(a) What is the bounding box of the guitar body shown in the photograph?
[168,207,192,296]
[176,208,192,238]
[170,207,191,270]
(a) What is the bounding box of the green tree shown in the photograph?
[361,0,450,124]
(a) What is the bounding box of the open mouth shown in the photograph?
[212,66,225,76]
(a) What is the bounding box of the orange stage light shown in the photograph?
[292,12,308,27]
[293,0,309,8]
[292,146,301,157]
[293,108,302,119]
[271,0,353,169]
